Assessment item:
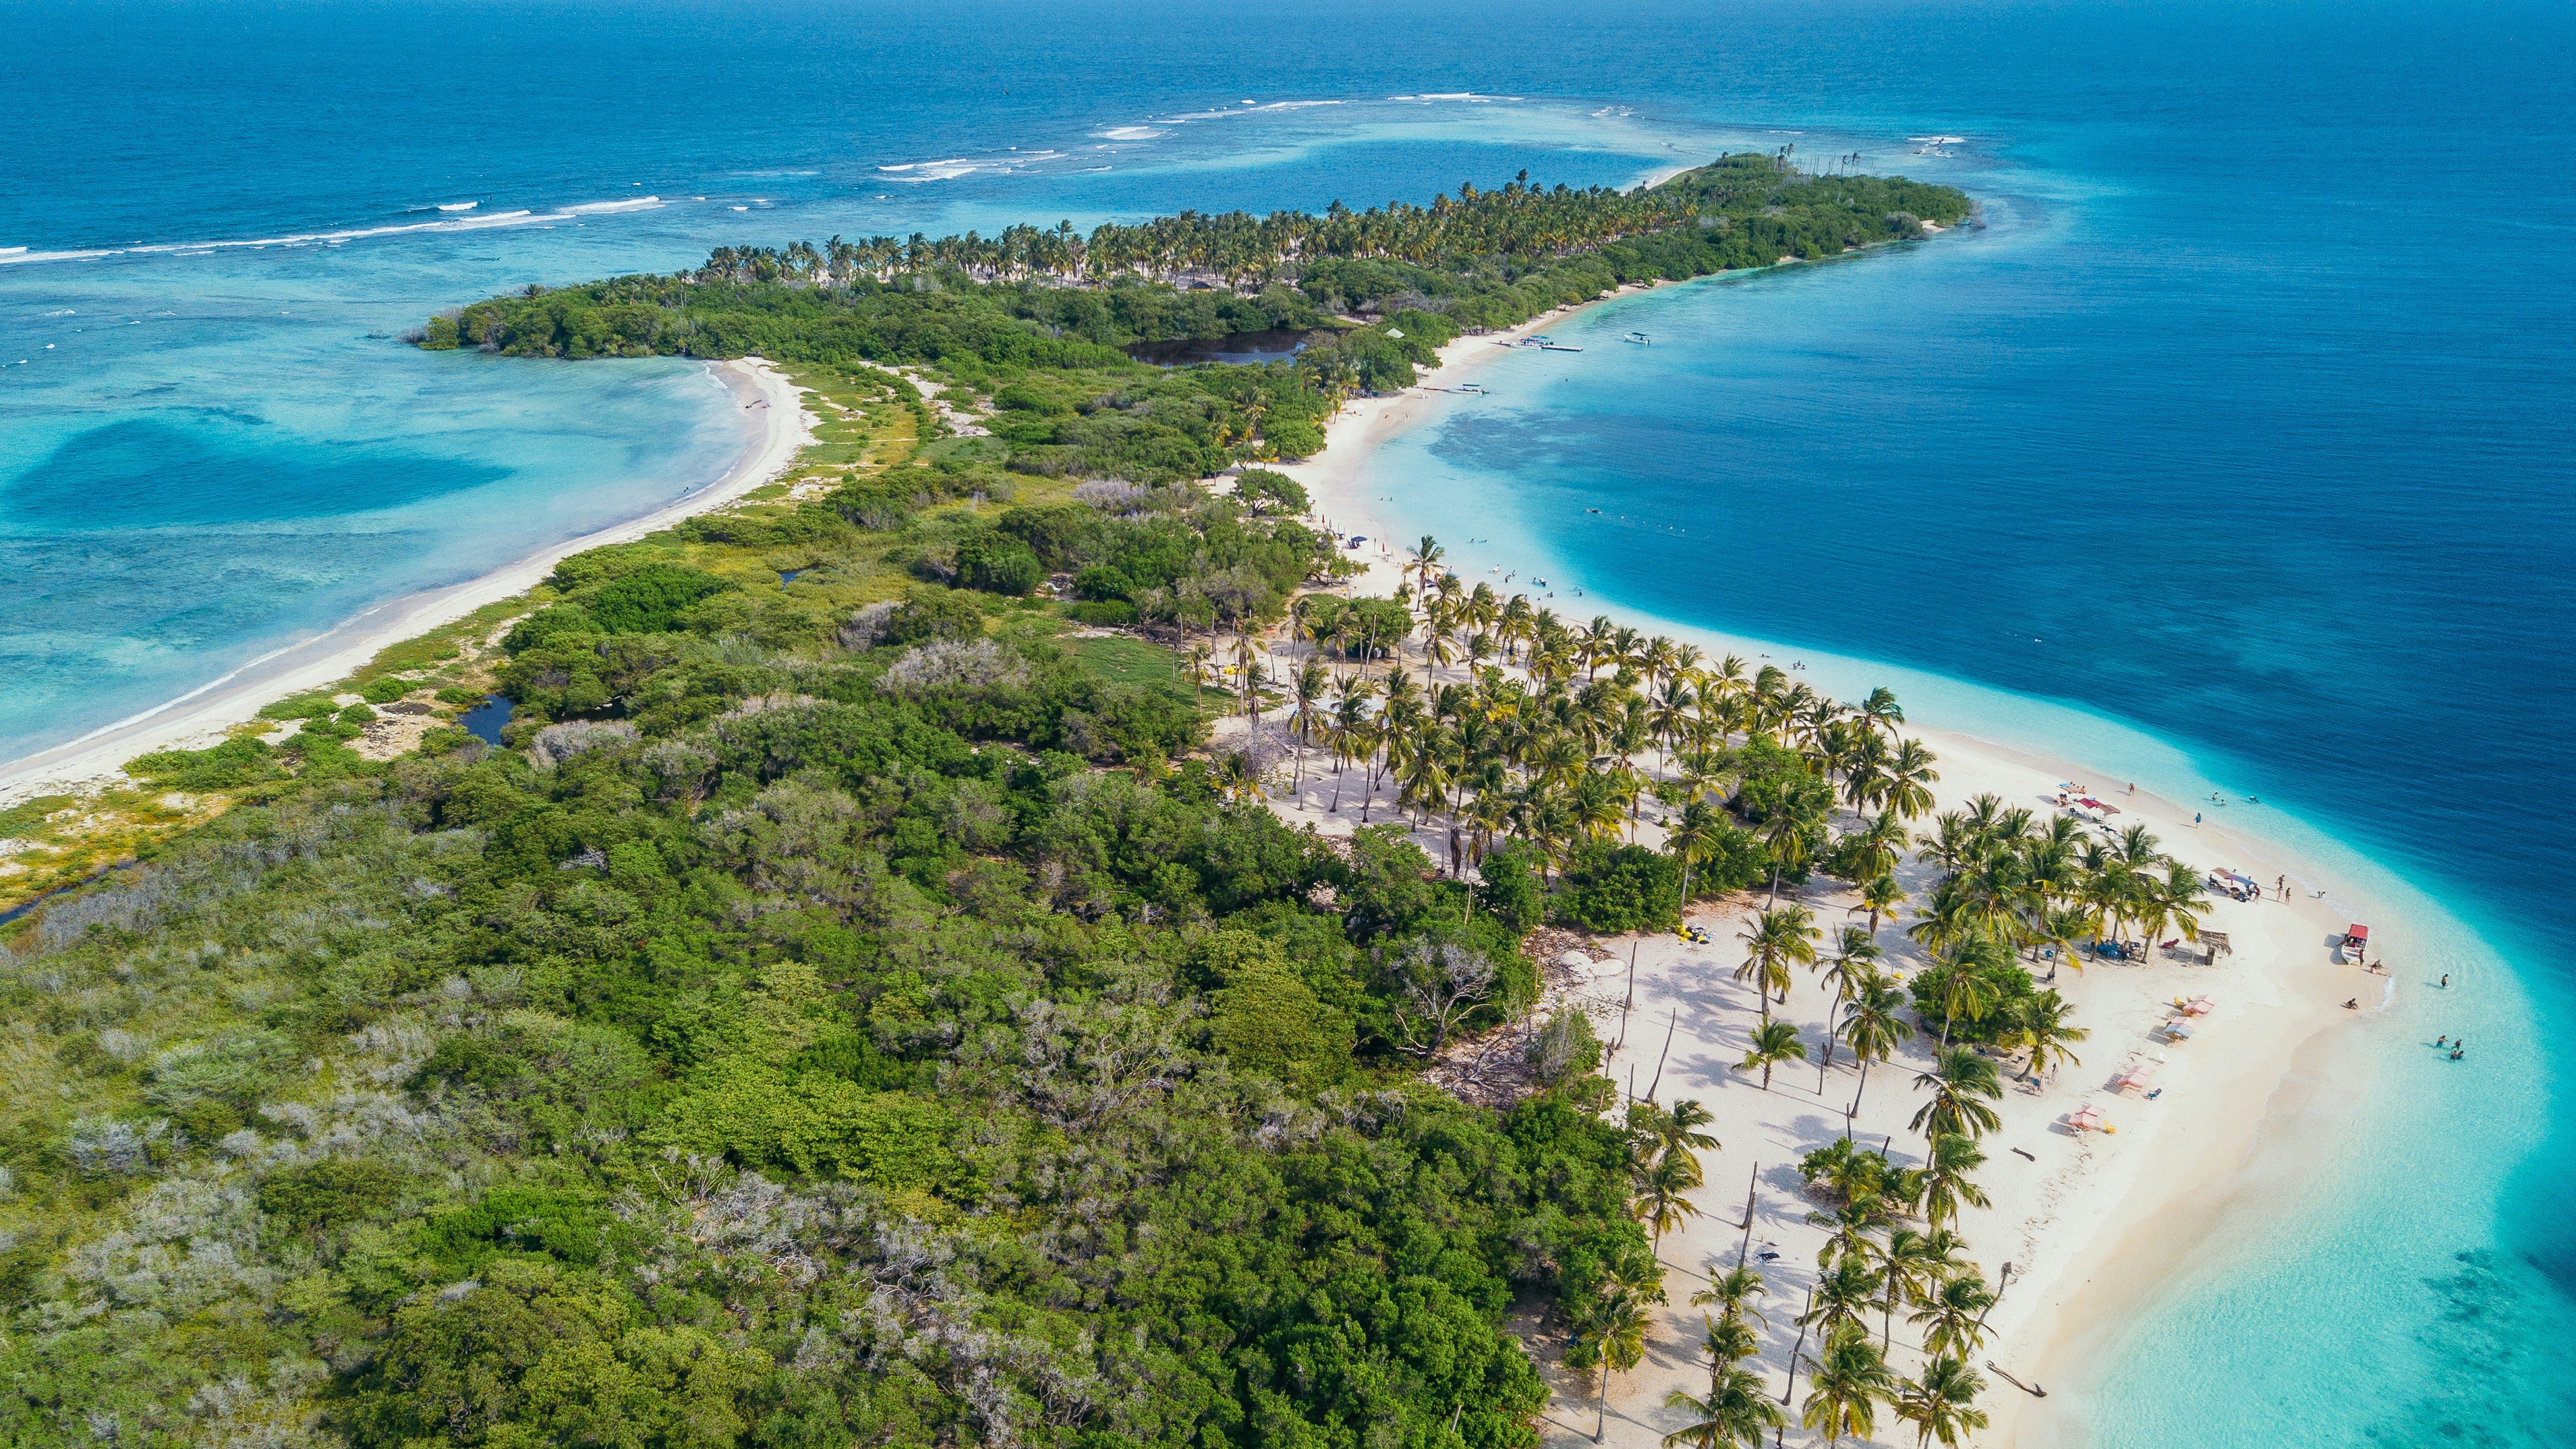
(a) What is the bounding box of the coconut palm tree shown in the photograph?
[1406,534,1446,596]
[2009,988,2089,1083]
[1756,809,1811,906]
[1821,926,1883,1017]
[1571,1286,1655,1442]
[1288,662,1329,791]
[1633,1153,1703,1257]
[1668,799,1729,908]
[1660,1098,1722,1160]
[1662,1368,1785,1449]
[1805,1193,1887,1272]
[1883,737,1941,820]
[1736,905,1819,1022]
[1844,811,1910,885]
[1738,1020,1808,1090]
[1910,1048,2005,1143]
[1917,1133,1992,1229]
[1919,940,2007,1047]
[1327,679,1376,814]
[1856,872,1907,938]
[1856,685,1906,740]
[1690,1265,1769,1326]
[1877,1226,1945,1350]
[1909,1274,1997,1358]
[1839,973,1914,1119]
[1893,1355,1989,1448]
[1801,1324,1896,1446]
[1802,1255,1885,1344]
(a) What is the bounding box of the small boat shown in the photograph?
[1458,382,1485,395]
[1623,331,1651,345]
[1538,342,1584,352]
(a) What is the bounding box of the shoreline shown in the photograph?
[0,356,813,805]
[1276,285,2378,1446]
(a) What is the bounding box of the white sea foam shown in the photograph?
[877,159,981,182]
[0,199,654,268]
[1098,125,1166,140]
[0,246,26,256]
[435,201,478,212]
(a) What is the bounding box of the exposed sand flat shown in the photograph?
[0,358,813,805]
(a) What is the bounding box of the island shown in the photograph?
[0,157,2311,1449]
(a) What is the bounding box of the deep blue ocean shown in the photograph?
[5,1,2571,1441]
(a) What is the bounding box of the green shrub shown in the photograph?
[260,1158,403,1232]
[1552,843,1683,934]
[955,534,1044,595]
[588,563,734,633]
[1068,600,1138,627]
[126,736,281,791]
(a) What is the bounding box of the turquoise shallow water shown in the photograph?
[4,0,2571,1440]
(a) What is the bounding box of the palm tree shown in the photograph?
[1690,1265,1769,1326]
[1803,1255,1885,1344]
[1856,872,1907,938]
[1839,973,1914,1120]
[1806,1193,1886,1272]
[1736,905,1819,1022]
[1570,1286,1654,1442]
[1820,928,1883,1045]
[1893,1355,1989,1448]
[1738,1020,1808,1090]
[1909,1274,1997,1358]
[1698,1309,1761,1369]
[2009,988,2089,1083]
[1801,1324,1896,1446]
[1910,1047,2004,1143]
[1288,662,1329,791]
[1667,798,1729,908]
[1856,685,1906,741]
[1756,809,1810,906]
[1662,1367,1785,1449]
[1883,737,1941,820]
[1878,1228,1943,1349]
[1633,1153,1703,1257]
[1920,940,2007,1047]
[1634,1098,1719,1170]
[1917,1133,1992,1229]
[1406,534,1446,596]
[1327,679,1375,814]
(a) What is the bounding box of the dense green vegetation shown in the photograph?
[419,154,1970,471]
[0,536,1659,1448]
[0,152,2083,1449]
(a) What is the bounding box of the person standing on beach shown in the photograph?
[2277,874,2287,901]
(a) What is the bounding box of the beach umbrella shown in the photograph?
[2071,1106,2103,1131]
[2115,1066,2154,1091]
[2163,1020,2196,1040]
[2185,995,2214,1015]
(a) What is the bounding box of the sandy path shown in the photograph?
[0,357,813,804]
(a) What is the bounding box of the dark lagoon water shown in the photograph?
[4,1,2571,1440]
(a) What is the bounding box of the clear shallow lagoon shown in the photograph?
[5,0,2572,1440]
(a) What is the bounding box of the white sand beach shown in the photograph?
[0,358,811,806]
[1257,316,2382,1446]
